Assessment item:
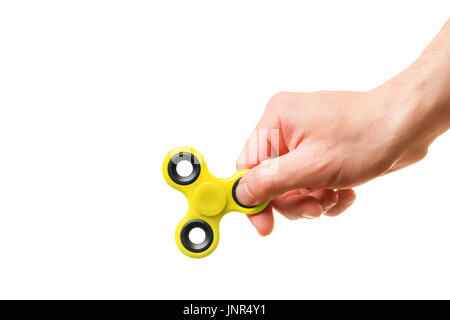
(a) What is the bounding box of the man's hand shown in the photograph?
[236,18,450,236]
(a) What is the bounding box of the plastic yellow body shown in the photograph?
[162,146,268,258]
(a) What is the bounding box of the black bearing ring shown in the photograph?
[167,152,201,185]
[180,220,214,253]
[232,177,256,208]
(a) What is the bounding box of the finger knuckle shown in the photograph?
[266,92,289,112]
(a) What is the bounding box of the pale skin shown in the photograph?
[236,18,450,236]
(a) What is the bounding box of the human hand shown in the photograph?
[235,20,450,236]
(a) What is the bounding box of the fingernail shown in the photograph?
[235,182,255,206]
[302,204,324,219]
[322,200,337,211]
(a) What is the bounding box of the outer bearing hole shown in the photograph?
[176,160,193,177]
[188,227,206,244]
[180,220,213,253]
[167,152,201,185]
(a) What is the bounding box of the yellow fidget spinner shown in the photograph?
[162,146,268,258]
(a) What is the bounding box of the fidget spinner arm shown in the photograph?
[162,146,268,258]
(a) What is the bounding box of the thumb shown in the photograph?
[235,147,332,206]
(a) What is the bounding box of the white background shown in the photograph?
[0,1,449,299]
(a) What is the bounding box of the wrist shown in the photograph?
[370,76,444,158]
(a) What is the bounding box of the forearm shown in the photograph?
[373,18,450,148]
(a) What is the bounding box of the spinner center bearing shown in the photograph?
[192,182,227,216]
